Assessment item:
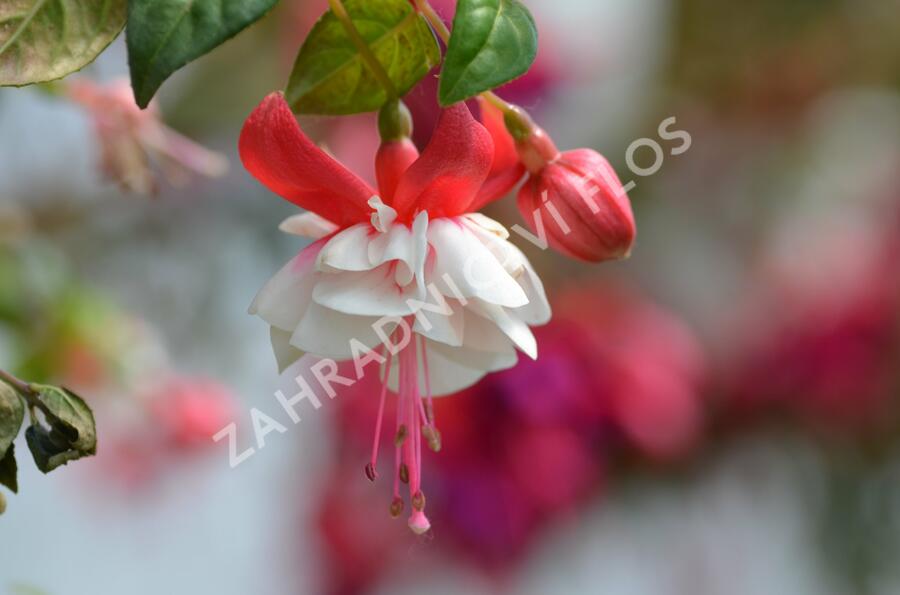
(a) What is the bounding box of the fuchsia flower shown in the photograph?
[240,93,550,533]
[67,78,228,194]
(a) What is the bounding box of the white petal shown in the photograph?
[367,210,430,292]
[421,343,492,396]
[291,302,390,359]
[463,212,509,239]
[317,224,376,273]
[410,210,429,299]
[411,296,465,347]
[270,327,305,373]
[469,300,538,359]
[463,216,526,278]
[386,337,494,396]
[428,331,518,373]
[463,215,551,325]
[368,196,397,232]
[428,219,528,308]
[511,250,552,325]
[249,240,323,331]
[312,266,418,317]
[278,212,339,239]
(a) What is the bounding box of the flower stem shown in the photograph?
[413,0,519,116]
[0,368,32,397]
[414,0,450,43]
[0,367,42,415]
[328,0,397,99]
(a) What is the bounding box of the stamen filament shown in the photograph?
[368,347,394,479]
[419,335,436,425]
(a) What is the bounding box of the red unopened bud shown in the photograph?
[517,149,636,263]
[375,99,418,203]
[375,138,419,203]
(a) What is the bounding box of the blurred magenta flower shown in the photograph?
[67,78,227,194]
[725,205,900,431]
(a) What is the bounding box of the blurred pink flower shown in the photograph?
[147,376,238,449]
[67,78,227,194]
[85,375,237,494]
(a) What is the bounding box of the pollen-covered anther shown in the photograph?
[389,497,404,518]
[422,425,442,452]
[411,490,426,512]
[394,424,407,447]
[408,510,431,535]
[364,462,377,482]
[399,463,410,484]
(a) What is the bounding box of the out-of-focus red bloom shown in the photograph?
[67,78,227,194]
[147,377,237,448]
[310,282,705,590]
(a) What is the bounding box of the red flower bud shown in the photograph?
[517,148,636,263]
[375,138,419,204]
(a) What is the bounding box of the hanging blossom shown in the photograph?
[67,78,228,195]
[239,93,549,534]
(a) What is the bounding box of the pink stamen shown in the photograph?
[419,335,435,425]
[374,318,433,534]
[367,347,393,480]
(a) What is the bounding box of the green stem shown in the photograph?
[414,0,451,42]
[0,368,44,416]
[328,0,398,99]
[0,368,31,397]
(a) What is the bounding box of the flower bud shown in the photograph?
[517,148,636,263]
[375,100,419,204]
[378,99,413,141]
[375,138,419,204]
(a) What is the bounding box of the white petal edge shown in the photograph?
[279,212,339,239]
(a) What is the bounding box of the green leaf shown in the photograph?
[286,0,441,115]
[0,0,127,86]
[438,0,537,105]
[0,443,18,493]
[25,385,96,473]
[126,0,278,108]
[0,381,24,458]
